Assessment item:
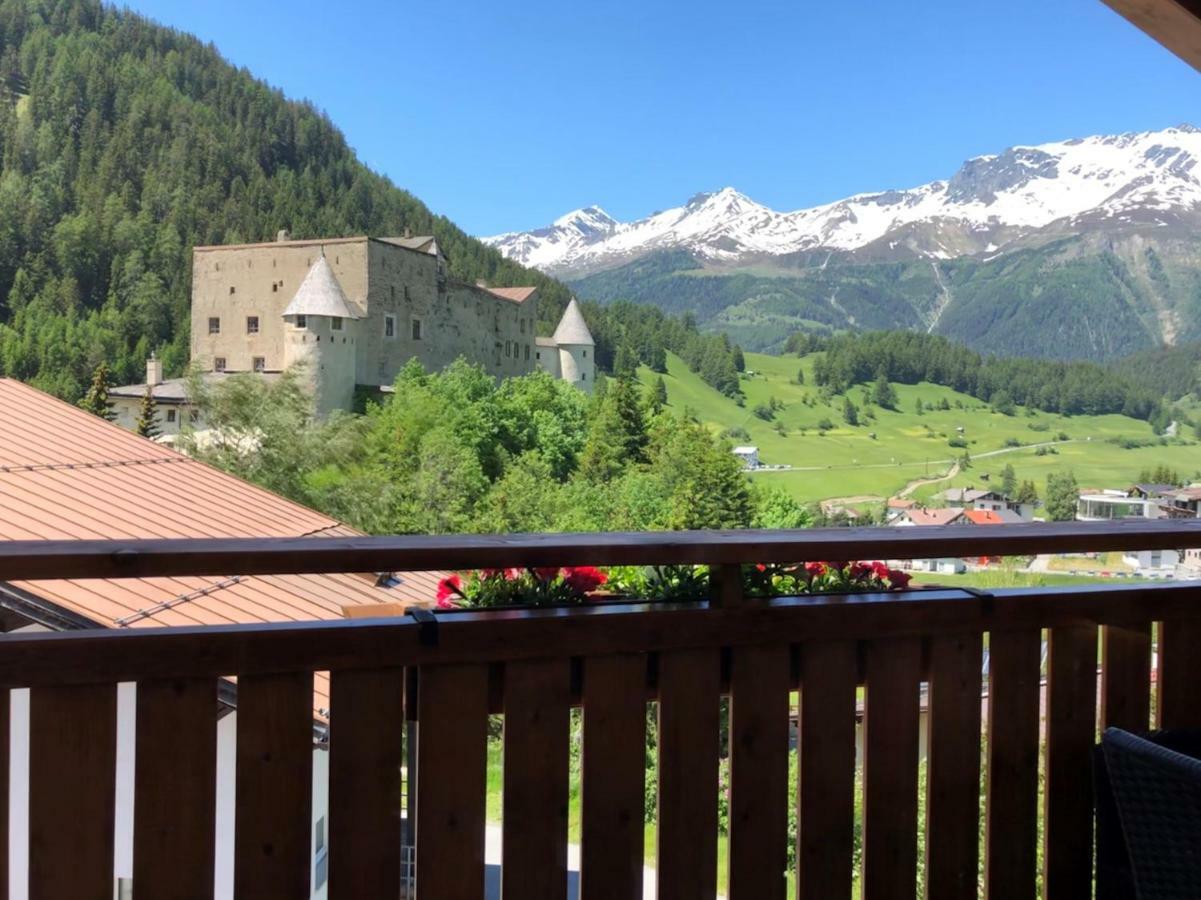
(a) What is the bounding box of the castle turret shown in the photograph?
[552,298,595,392]
[282,256,360,416]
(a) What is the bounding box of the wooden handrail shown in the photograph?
[0,581,1197,688]
[0,518,1198,579]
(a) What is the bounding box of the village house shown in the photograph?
[0,378,444,900]
[115,232,595,423]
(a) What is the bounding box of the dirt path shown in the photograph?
[897,462,960,498]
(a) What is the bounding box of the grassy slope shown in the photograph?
[640,351,1200,506]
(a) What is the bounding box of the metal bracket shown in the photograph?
[958,585,995,614]
[409,608,439,647]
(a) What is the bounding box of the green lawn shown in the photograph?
[639,351,1200,506]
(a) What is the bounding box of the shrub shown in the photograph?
[948,436,968,449]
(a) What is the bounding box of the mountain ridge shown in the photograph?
[485,125,1201,277]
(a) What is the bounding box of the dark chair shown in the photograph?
[1101,727,1201,900]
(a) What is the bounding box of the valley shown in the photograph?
[641,350,1201,507]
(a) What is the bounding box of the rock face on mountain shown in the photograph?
[485,126,1201,360]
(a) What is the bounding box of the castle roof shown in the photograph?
[282,256,361,320]
[377,235,439,256]
[486,286,538,304]
[552,298,594,346]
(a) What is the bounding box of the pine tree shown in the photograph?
[873,371,897,410]
[842,397,859,426]
[732,345,745,373]
[135,386,160,439]
[78,362,116,421]
[1000,463,1017,498]
[914,398,924,416]
[647,376,668,415]
[795,367,805,385]
[580,377,649,481]
[1015,480,1040,505]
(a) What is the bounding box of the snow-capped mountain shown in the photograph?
[484,125,1201,277]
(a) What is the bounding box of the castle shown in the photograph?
[111,232,594,429]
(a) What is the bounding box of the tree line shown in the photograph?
[179,360,810,536]
[808,330,1164,422]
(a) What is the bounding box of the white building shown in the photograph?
[732,446,760,469]
[532,298,596,392]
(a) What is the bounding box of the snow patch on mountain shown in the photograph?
[483,125,1201,276]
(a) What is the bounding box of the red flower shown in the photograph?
[481,568,504,579]
[755,563,767,572]
[804,561,827,577]
[532,567,560,582]
[887,569,912,589]
[563,566,607,594]
[870,561,891,579]
[435,574,463,604]
[849,561,872,580]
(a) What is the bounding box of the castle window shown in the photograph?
[505,341,511,358]
[582,373,587,381]
[331,317,343,332]
[253,357,266,373]
[214,357,226,372]
[246,316,259,334]
[295,315,307,329]
[411,318,423,341]
[390,286,395,300]
[520,319,526,334]
[536,351,541,361]
[404,286,410,301]
[208,317,221,335]
[385,315,396,339]
[583,350,587,358]
[525,344,530,361]
[229,286,235,295]
[272,283,278,293]
[166,410,176,424]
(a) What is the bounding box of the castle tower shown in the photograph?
[281,256,360,416]
[552,297,595,392]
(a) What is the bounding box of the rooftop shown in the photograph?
[281,256,361,320]
[0,378,443,714]
[552,298,595,346]
[901,507,966,526]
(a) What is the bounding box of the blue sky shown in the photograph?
[126,0,1199,235]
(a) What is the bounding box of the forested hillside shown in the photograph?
[0,0,571,398]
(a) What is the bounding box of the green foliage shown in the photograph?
[647,376,668,415]
[1015,480,1040,505]
[1137,465,1184,487]
[752,486,813,530]
[0,0,570,398]
[1045,471,1080,521]
[752,403,774,421]
[581,377,649,482]
[77,361,114,420]
[134,385,158,438]
[842,397,859,426]
[999,463,1017,498]
[814,330,1161,421]
[872,370,898,409]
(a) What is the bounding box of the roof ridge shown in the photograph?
[0,456,186,475]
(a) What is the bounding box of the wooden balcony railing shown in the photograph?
[0,519,1199,900]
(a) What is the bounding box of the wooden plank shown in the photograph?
[415,665,489,900]
[0,689,8,900]
[7,581,1201,690]
[925,634,983,900]
[984,628,1041,900]
[503,658,571,900]
[1100,622,1151,732]
[133,678,218,899]
[29,683,116,900]
[1101,0,1201,74]
[656,648,721,900]
[1157,617,1201,729]
[0,518,1197,580]
[796,641,857,900]
[709,563,745,607]
[580,655,646,900]
[1043,624,1098,900]
[862,638,921,900]
[234,671,313,900]
[728,644,790,900]
[328,667,406,900]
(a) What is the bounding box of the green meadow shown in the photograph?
[640,351,1200,507]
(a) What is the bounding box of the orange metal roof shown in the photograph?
[0,378,447,716]
[962,509,1003,525]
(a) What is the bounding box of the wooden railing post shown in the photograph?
[710,563,744,607]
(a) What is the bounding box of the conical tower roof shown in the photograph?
[282,256,360,319]
[552,298,593,345]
